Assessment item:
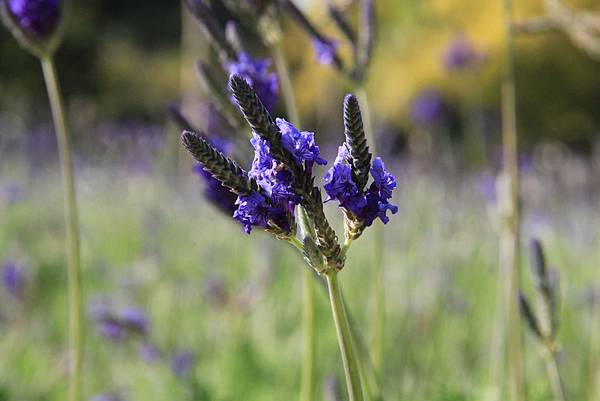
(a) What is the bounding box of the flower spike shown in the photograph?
[181,130,254,195]
[343,94,371,191]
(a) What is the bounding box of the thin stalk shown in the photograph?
[542,349,567,401]
[355,86,385,376]
[41,56,83,401]
[326,272,365,401]
[500,0,524,400]
[271,40,314,401]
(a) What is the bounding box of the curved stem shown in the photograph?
[41,57,83,401]
[500,0,524,400]
[355,86,385,376]
[271,40,315,401]
[326,272,364,401]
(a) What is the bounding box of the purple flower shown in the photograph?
[5,0,61,40]
[193,136,237,214]
[410,89,446,127]
[138,342,161,363]
[276,118,327,167]
[443,34,485,72]
[233,192,272,234]
[324,149,397,227]
[323,146,366,215]
[227,53,279,111]
[89,299,150,341]
[312,39,338,65]
[2,261,26,299]
[119,307,149,336]
[171,350,195,378]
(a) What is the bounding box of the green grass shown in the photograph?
[0,153,599,401]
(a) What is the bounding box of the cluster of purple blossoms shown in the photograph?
[2,260,26,299]
[227,52,279,111]
[410,89,447,127]
[233,118,326,234]
[443,34,486,73]
[312,39,339,66]
[324,146,398,227]
[193,136,238,214]
[4,0,61,40]
[89,299,149,341]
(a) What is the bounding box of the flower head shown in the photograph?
[277,118,327,167]
[312,39,338,65]
[227,52,279,111]
[443,34,485,72]
[1,260,26,299]
[171,350,195,378]
[324,149,397,228]
[410,89,446,127]
[5,0,60,39]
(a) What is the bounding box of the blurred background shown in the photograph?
[1,0,600,400]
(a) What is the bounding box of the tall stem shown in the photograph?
[326,273,365,401]
[41,57,83,401]
[355,86,384,376]
[271,40,315,401]
[500,0,524,400]
[543,350,567,401]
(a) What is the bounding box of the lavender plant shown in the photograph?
[0,2,84,401]
[278,0,388,375]
[519,239,567,401]
[181,74,398,401]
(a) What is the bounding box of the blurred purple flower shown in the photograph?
[88,298,150,341]
[410,89,447,127]
[138,342,161,363]
[474,171,497,204]
[1,184,24,205]
[227,52,279,111]
[171,350,195,378]
[443,34,485,72]
[312,39,338,65]
[5,0,61,40]
[2,261,26,299]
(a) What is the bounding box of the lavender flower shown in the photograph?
[4,0,60,40]
[410,89,446,127]
[138,342,161,363]
[312,39,339,65]
[443,34,485,72]
[277,118,327,168]
[227,52,279,111]
[1,261,26,299]
[89,299,150,341]
[324,148,397,227]
[171,350,196,378]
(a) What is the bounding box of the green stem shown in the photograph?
[500,0,524,400]
[326,272,365,401]
[355,86,385,377]
[41,57,83,401]
[271,40,315,401]
[543,349,567,401]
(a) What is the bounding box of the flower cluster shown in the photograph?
[2,260,26,299]
[443,34,486,73]
[89,299,149,341]
[227,52,279,112]
[234,118,326,234]
[324,147,397,227]
[312,39,339,65]
[182,75,397,271]
[4,0,60,40]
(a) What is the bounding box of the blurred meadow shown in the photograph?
[1,1,600,401]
